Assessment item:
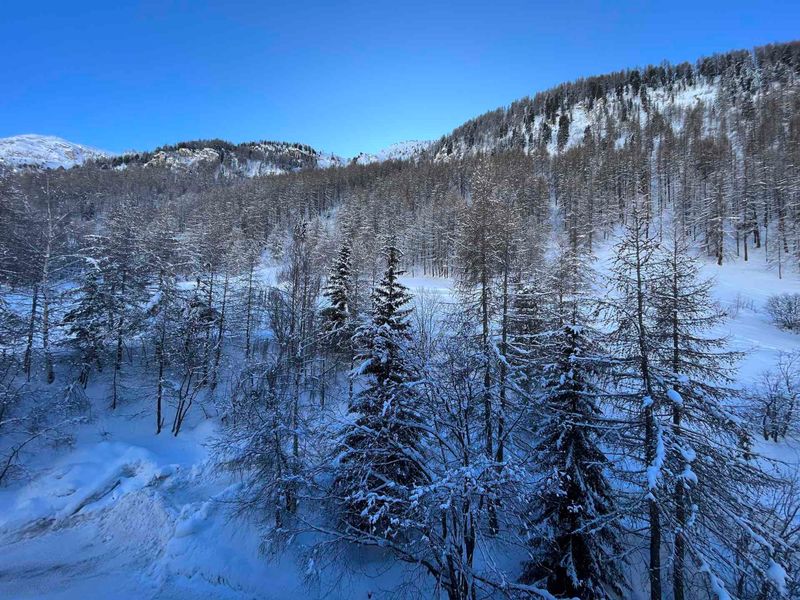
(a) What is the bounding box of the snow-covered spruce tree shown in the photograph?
[306,299,553,600]
[62,269,108,387]
[320,241,354,347]
[319,240,359,406]
[506,276,550,395]
[520,239,625,599]
[333,243,426,537]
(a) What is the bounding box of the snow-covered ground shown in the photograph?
[0,246,798,599]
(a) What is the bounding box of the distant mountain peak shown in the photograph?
[0,134,114,170]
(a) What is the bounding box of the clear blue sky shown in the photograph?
[1,1,798,157]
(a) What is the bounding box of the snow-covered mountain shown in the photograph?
[0,136,348,177]
[0,134,435,178]
[429,43,800,161]
[0,134,113,170]
[123,140,347,177]
[353,140,433,165]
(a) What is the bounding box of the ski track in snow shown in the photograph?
[0,245,798,598]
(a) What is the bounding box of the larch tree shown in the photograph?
[457,160,505,531]
[650,227,787,600]
[604,200,665,600]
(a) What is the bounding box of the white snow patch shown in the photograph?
[0,134,113,170]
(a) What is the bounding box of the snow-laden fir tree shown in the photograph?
[320,239,360,406]
[506,277,550,394]
[320,241,355,348]
[521,241,625,599]
[62,269,108,387]
[333,243,426,537]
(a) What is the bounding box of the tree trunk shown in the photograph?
[671,241,686,600]
[210,272,228,390]
[23,284,38,381]
[244,259,254,360]
[112,270,126,409]
[633,220,661,600]
[496,265,509,465]
[41,213,54,385]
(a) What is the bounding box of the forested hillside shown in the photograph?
[1,41,799,600]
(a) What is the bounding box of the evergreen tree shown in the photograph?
[506,278,550,393]
[522,323,624,599]
[334,244,426,537]
[522,243,625,599]
[320,241,355,350]
[62,269,108,387]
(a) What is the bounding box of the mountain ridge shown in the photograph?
[0,134,435,176]
[4,40,798,176]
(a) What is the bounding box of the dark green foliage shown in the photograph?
[334,245,426,537]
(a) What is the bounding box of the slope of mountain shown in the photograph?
[428,42,800,161]
[0,134,113,170]
[0,136,347,178]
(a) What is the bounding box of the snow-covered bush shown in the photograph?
[765,293,800,331]
[728,292,756,318]
[0,358,23,484]
[751,351,800,442]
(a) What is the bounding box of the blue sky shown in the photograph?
[1,1,798,157]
